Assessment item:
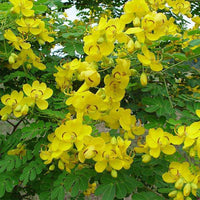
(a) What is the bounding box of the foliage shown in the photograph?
[0,0,200,200]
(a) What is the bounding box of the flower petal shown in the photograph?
[36,99,48,110]
[95,160,107,173]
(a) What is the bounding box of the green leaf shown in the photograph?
[64,174,76,191]
[160,35,180,41]
[52,186,64,200]
[95,183,115,200]
[102,184,115,200]
[3,71,34,83]
[79,176,88,191]
[189,39,200,47]
[132,192,164,200]
[116,182,127,199]
[158,188,173,194]
[187,29,200,36]
[30,169,37,181]
[5,180,13,192]
[172,53,188,61]
[0,182,5,198]
[145,104,160,113]
[33,5,47,14]
[71,181,80,197]
[21,121,46,140]
[132,193,144,200]
[6,157,15,171]
[58,186,65,200]
[196,188,200,197]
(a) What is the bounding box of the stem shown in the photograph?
[10,117,25,135]
[162,77,174,109]
[6,120,15,127]
[163,54,200,72]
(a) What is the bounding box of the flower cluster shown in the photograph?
[4,0,54,70]
[0,81,53,120]
[134,128,178,162]
[162,162,200,199]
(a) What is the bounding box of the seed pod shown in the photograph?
[140,72,147,86]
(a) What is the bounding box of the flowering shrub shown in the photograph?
[0,0,200,199]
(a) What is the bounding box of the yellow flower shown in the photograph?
[196,109,200,118]
[66,91,107,120]
[168,0,191,15]
[146,128,176,158]
[118,108,145,139]
[23,80,53,110]
[162,161,200,198]
[122,0,150,24]
[148,0,166,11]
[7,143,26,158]
[137,46,163,71]
[11,49,46,70]
[141,12,167,41]
[94,137,132,173]
[37,21,54,43]
[10,0,34,17]
[0,90,25,118]
[78,136,105,163]
[55,119,92,151]
[104,75,126,102]
[16,18,42,35]
[4,29,31,50]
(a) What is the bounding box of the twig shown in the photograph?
[10,117,26,135]
[6,120,15,127]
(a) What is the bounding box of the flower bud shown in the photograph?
[17,143,23,148]
[191,182,197,190]
[15,105,22,112]
[111,169,117,178]
[176,191,184,199]
[126,39,135,53]
[140,72,147,86]
[183,183,191,196]
[21,105,29,115]
[26,64,32,70]
[58,160,65,170]
[189,147,196,157]
[8,55,15,64]
[175,178,184,190]
[111,137,117,145]
[130,69,137,76]
[168,190,177,198]
[133,17,140,27]
[142,154,151,163]
[38,39,45,45]
[1,114,8,121]
[135,41,141,49]
[49,164,55,171]
[97,36,105,44]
